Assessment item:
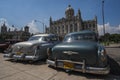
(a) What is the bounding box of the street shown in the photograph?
[0,47,120,80]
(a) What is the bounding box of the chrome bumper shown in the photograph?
[4,53,39,61]
[47,59,110,75]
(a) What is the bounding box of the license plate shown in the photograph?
[16,52,22,55]
[64,62,74,69]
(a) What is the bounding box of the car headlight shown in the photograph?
[101,49,106,56]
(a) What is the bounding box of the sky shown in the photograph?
[0,0,120,35]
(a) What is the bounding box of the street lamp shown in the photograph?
[34,20,45,33]
[102,0,107,45]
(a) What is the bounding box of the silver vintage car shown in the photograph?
[4,34,60,61]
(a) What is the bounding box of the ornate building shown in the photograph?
[0,23,31,41]
[46,5,98,37]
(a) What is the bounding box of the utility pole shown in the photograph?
[102,0,105,36]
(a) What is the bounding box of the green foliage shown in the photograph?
[99,33,120,43]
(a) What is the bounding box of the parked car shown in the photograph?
[0,39,10,52]
[47,30,110,75]
[4,34,60,61]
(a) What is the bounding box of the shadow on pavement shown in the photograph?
[108,56,120,75]
[5,59,46,65]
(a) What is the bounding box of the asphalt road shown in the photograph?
[0,48,120,80]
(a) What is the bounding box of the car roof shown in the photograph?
[67,30,96,36]
[33,34,56,37]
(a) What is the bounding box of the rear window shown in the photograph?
[64,33,97,42]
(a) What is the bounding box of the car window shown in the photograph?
[63,35,72,42]
[28,36,41,41]
[42,36,59,41]
[64,33,96,42]
[42,36,50,41]
[50,36,59,41]
[83,34,95,40]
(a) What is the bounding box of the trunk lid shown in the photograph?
[52,41,99,66]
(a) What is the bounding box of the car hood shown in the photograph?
[11,40,44,54]
[13,40,42,46]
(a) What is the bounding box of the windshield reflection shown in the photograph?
[28,36,41,41]
[64,33,96,42]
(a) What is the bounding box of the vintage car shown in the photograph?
[4,34,60,61]
[47,30,110,75]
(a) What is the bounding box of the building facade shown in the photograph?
[0,23,31,41]
[46,5,98,37]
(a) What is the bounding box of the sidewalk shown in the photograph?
[105,43,120,48]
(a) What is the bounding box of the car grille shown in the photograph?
[53,52,83,61]
[12,45,30,54]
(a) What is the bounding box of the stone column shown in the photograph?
[77,23,80,31]
[73,23,74,32]
[68,24,70,33]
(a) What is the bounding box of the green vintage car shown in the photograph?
[47,30,110,75]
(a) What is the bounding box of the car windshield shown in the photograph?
[28,36,41,41]
[42,36,59,41]
[64,33,96,42]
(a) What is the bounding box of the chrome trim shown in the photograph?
[4,54,10,58]
[82,60,85,73]
[47,59,110,75]
[63,51,79,55]
[47,59,55,66]
[4,53,14,58]
[13,55,39,61]
[4,53,39,61]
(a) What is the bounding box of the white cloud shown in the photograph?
[0,18,15,31]
[27,20,40,34]
[0,18,40,34]
[98,22,120,35]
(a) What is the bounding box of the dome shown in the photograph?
[66,5,74,12]
[65,5,74,18]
